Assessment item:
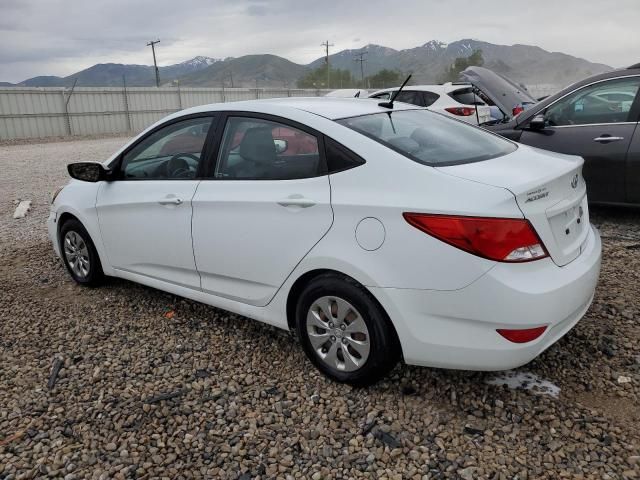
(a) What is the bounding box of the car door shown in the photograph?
[96,114,216,289]
[191,113,333,306]
[518,76,640,204]
[626,120,640,204]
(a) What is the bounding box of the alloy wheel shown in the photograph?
[306,296,371,372]
[63,230,90,278]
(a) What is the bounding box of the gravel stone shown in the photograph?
[1,137,639,478]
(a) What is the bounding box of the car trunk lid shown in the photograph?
[436,145,589,266]
[459,66,537,121]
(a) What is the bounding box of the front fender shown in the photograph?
[50,181,114,275]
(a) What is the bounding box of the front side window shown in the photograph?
[545,77,640,126]
[215,117,321,180]
[337,109,516,166]
[121,117,213,179]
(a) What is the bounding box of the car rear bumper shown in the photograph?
[369,225,601,371]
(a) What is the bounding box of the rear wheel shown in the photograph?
[295,273,400,386]
[59,219,104,287]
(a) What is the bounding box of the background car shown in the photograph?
[368,83,493,125]
[484,65,640,206]
[50,97,600,385]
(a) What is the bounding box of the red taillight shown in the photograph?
[445,106,476,116]
[512,105,525,116]
[403,213,548,262]
[497,326,547,343]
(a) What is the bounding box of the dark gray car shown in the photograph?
[481,65,640,206]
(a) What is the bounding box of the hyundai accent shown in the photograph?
[48,97,601,385]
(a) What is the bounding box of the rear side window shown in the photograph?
[422,91,440,107]
[448,87,484,106]
[215,117,322,180]
[337,109,516,166]
[395,91,423,106]
[324,137,365,173]
[372,92,391,100]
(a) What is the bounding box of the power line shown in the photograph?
[147,39,161,87]
[321,40,334,89]
[354,51,367,86]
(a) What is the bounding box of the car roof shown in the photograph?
[370,83,472,96]
[177,97,421,121]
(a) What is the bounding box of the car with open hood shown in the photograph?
[480,65,640,206]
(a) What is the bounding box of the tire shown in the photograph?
[59,218,104,287]
[295,273,400,386]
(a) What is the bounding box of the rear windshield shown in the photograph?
[337,109,517,166]
[448,87,485,105]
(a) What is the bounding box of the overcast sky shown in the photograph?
[1,0,639,83]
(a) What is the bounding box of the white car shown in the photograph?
[48,97,601,385]
[369,83,493,124]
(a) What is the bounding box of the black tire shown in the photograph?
[295,273,400,386]
[59,218,104,287]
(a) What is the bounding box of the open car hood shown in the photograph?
[459,66,537,121]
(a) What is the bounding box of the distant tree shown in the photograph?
[297,65,355,89]
[440,49,484,83]
[366,69,401,89]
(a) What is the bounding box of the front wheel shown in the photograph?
[295,273,400,386]
[59,219,104,287]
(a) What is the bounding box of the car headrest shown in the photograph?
[410,128,433,147]
[239,127,276,165]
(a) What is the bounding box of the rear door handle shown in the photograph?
[277,195,316,208]
[593,136,624,143]
[158,197,183,205]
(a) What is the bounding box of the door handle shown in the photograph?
[158,197,183,205]
[593,136,624,143]
[277,195,316,208]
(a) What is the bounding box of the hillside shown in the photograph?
[176,54,309,87]
[8,40,613,89]
[17,56,220,87]
[310,39,612,87]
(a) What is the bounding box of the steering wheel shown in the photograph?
[166,153,199,178]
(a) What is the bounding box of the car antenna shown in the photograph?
[379,74,412,109]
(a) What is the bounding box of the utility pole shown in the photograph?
[354,51,367,87]
[229,71,234,88]
[321,40,334,89]
[147,39,161,87]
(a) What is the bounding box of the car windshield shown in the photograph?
[337,109,517,166]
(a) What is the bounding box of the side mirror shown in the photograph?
[273,139,288,154]
[67,162,110,182]
[528,114,546,131]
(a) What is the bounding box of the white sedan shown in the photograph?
[48,97,601,385]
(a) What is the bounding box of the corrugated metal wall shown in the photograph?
[0,87,330,140]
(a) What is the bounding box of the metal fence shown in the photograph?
[0,84,561,141]
[0,87,331,140]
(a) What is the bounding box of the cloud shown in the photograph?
[0,0,638,82]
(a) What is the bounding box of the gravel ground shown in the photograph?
[1,137,639,480]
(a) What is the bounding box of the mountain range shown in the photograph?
[3,39,613,89]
